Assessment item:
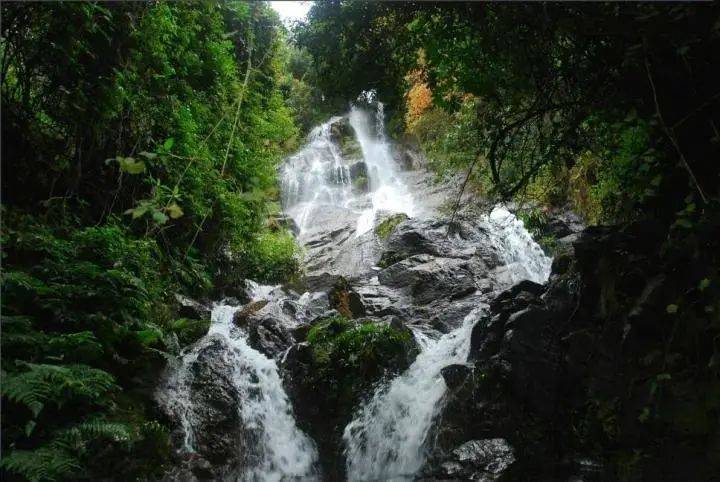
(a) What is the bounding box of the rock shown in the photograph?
[175,294,211,321]
[269,214,299,235]
[442,364,472,390]
[378,255,476,304]
[328,277,366,318]
[232,300,269,327]
[187,337,245,465]
[430,439,516,480]
[348,160,368,180]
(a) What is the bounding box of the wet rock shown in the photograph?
[430,439,516,480]
[328,277,366,318]
[348,160,368,180]
[232,300,269,327]
[441,364,472,390]
[187,337,244,465]
[378,255,476,304]
[269,214,299,235]
[175,294,211,321]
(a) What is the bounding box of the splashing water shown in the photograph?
[485,205,553,284]
[349,104,416,235]
[343,206,552,481]
[343,309,483,481]
[280,101,415,238]
[159,299,319,481]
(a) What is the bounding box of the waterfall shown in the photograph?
[342,206,552,481]
[159,300,319,481]
[343,309,483,481]
[160,93,556,481]
[281,100,415,238]
[348,104,415,235]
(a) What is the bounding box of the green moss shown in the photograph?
[375,213,409,240]
[352,175,368,192]
[340,138,363,159]
[306,316,417,405]
[168,318,210,347]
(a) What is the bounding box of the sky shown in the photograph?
[270,1,313,25]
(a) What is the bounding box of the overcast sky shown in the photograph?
[270,1,312,25]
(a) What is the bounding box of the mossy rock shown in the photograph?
[169,318,210,347]
[375,213,409,240]
[340,138,363,158]
[352,175,369,193]
[306,315,418,407]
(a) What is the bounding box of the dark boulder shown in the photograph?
[175,294,211,321]
[441,364,472,390]
[186,337,244,465]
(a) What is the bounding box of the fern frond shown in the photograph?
[1,363,116,417]
[55,419,133,448]
[0,446,81,482]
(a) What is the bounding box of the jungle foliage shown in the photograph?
[296,2,719,225]
[1,2,304,480]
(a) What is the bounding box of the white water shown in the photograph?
[281,117,353,233]
[343,207,552,481]
[281,99,415,237]
[343,308,482,481]
[160,299,318,481]
[348,104,416,235]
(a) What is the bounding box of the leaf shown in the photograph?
[638,407,650,423]
[152,210,169,225]
[125,205,149,219]
[166,203,184,219]
[25,420,36,437]
[666,304,679,314]
[138,151,157,160]
[699,278,711,291]
[163,138,175,150]
[117,157,146,175]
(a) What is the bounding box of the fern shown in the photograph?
[1,363,116,417]
[0,446,81,482]
[0,419,133,481]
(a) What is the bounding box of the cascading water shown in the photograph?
[281,117,353,233]
[281,97,415,239]
[348,104,416,235]
[159,297,319,481]
[342,206,552,481]
[343,308,483,481]
[161,93,555,481]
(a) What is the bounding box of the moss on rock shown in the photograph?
[375,213,409,240]
[306,316,418,406]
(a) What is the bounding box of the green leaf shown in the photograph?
[25,420,36,437]
[166,203,184,219]
[152,210,169,225]
[138,151,157,160]
[699,278,711,291]
[125,205,149,219]
[117,157,146,175]
[163,137,175,150]
[666,304,679,314]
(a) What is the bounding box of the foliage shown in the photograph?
[298,3,719,223]
[1,2,301,480]
[306,316,417,405]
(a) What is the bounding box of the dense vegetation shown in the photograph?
[2,1,718,480]
[0,2,309,480]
